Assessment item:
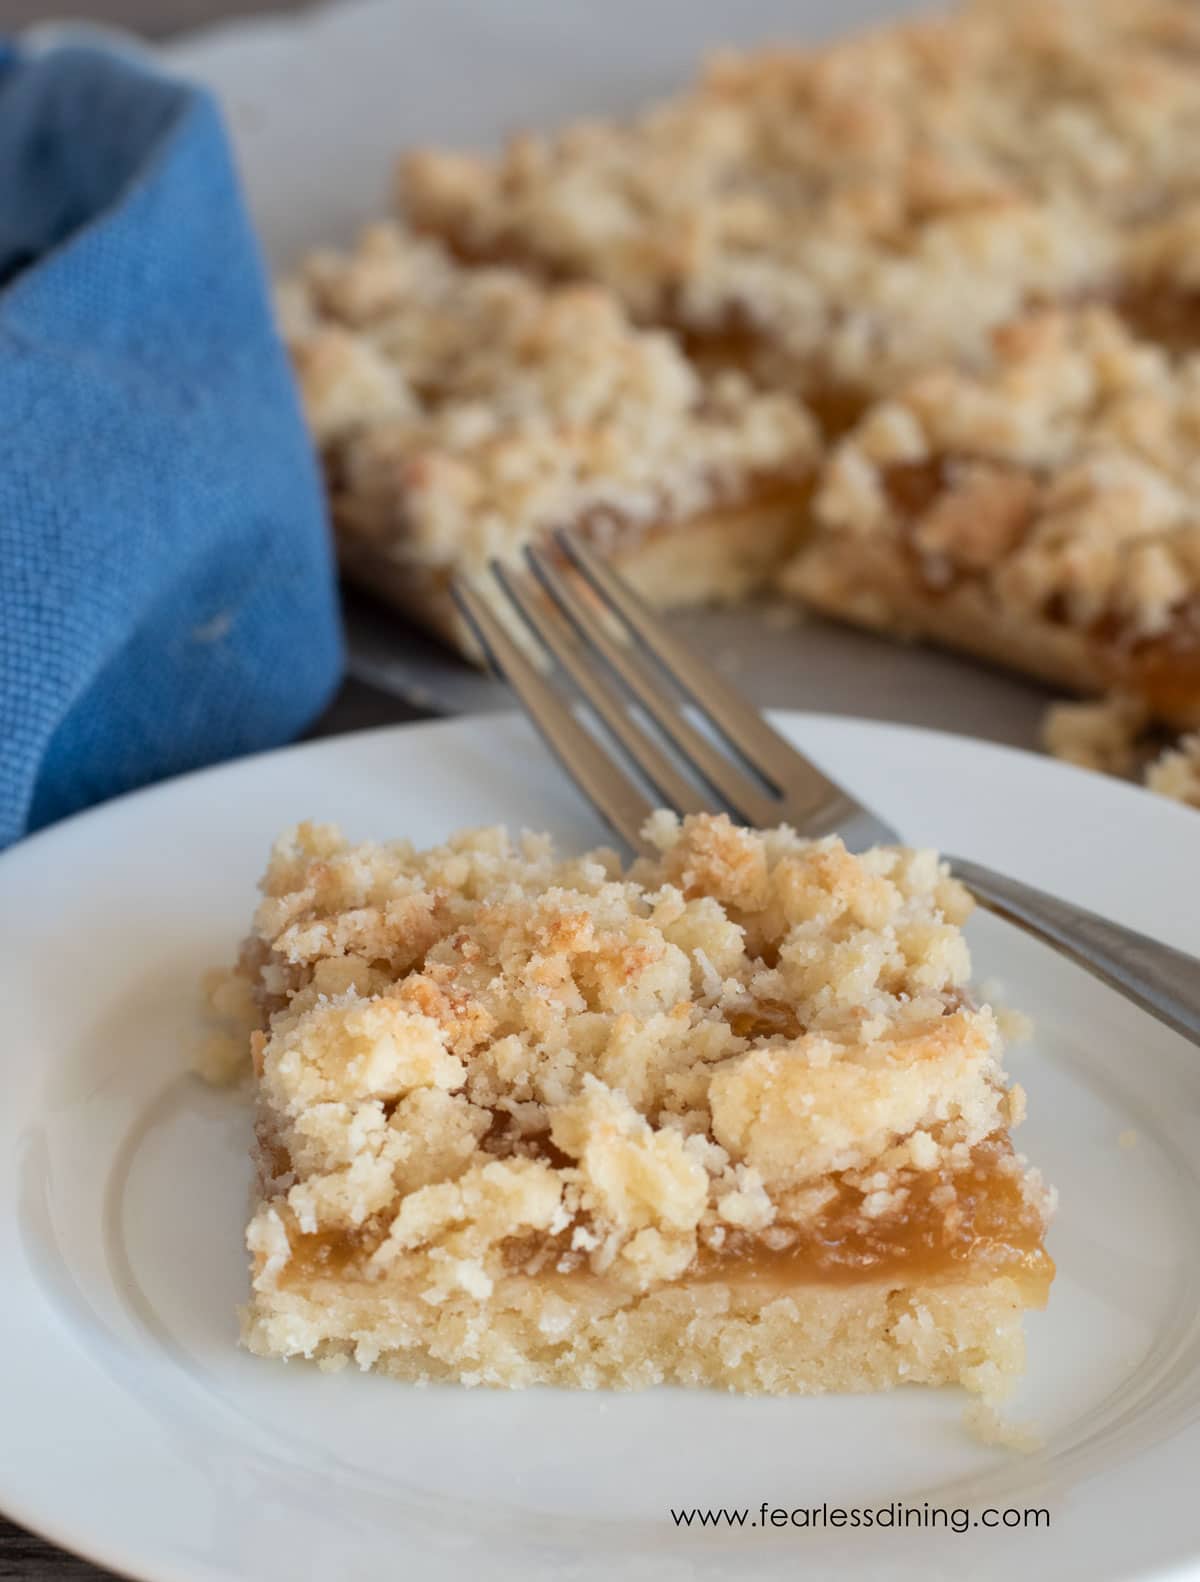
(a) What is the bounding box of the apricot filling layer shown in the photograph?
[274,1133,1052,1299]
[213,812,1054,1396]
[692,1139,1054,1292]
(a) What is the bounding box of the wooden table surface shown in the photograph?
[2,10,417,1575]
[1,0,304,40]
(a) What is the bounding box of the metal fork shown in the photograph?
[453,534,1200,1047]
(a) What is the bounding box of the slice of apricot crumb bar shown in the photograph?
[212,811,1053,1397]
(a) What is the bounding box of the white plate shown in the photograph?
[1,713,1199,1582]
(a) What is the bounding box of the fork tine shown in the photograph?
[525,544,781,828]
[556,531,853,829]
[452,575,658,854]
[490,561,713,817]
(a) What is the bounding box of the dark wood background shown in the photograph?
[0,0,302,38]
[0,7,423,1576]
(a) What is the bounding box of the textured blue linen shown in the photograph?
[0,44,343,848]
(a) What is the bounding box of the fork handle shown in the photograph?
[948,856,1200,1047]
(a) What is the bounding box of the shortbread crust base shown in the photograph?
[244,1269,1036,1398]
[337,492,809,657]
[787,540,1200,730]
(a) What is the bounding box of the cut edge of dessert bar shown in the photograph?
[784,307,1200,730]
[212,810,1054,1400]
[276,223,818,657]
[334,489,810,660]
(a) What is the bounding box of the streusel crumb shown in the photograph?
[278,223,816,580]
[1145,733,1200,807]
[195,966,262,1086]
[401,0,1200,399]
[220,813,1053,1394]
[1042,698,1200,811]
[1043,694,1150,777]
[789,306,1200,724]
[806,308,1200,644]
[962,1400,1044,1453]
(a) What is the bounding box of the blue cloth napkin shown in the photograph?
[0,43,343,849]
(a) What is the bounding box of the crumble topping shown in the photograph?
[216,813,1047,1304]
[397,0,1200,398]
[278,223,816,575]
[1042,694,1200,809]
[805,307,1200,641]
[1042,693,1150,776]
[962,1400,1044,1454]
[1145,731,1200,806]
[702,0,1200,219]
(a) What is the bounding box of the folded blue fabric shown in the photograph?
[0,43,343,849]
